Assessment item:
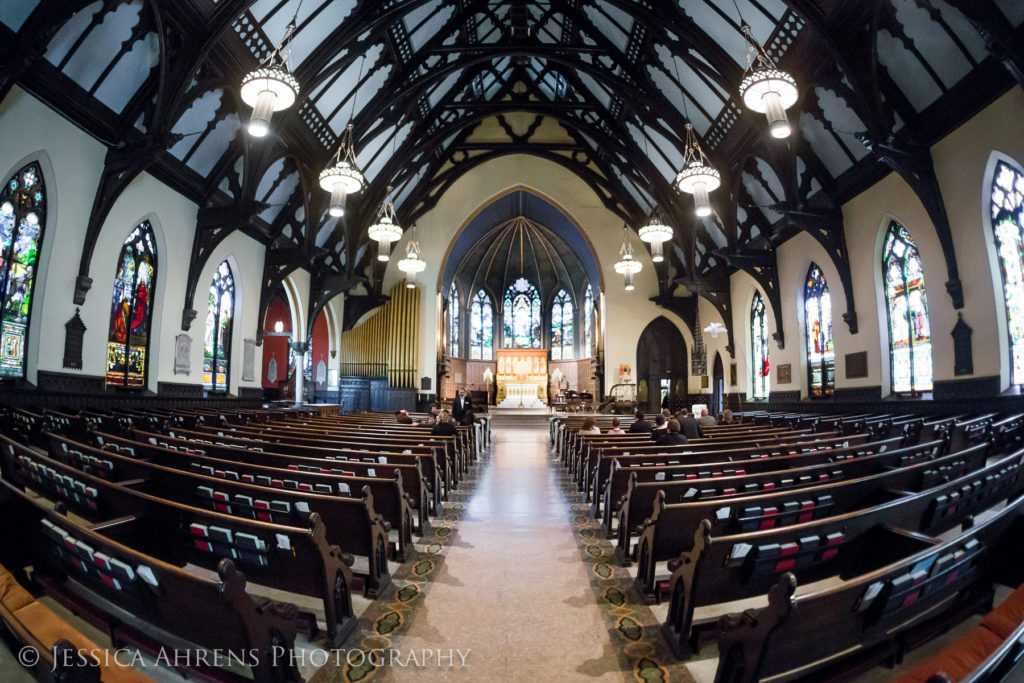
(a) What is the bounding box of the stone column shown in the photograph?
[291,341,309,407]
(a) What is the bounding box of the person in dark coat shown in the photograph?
[677,412,702,440]
[629,410,653,433]
[431,410,456,436]
[656,419,688,446]
[460,409,476,427]
[650,414,668,441]
[452,388,471,423]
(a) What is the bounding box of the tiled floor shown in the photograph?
[378,420,627,681]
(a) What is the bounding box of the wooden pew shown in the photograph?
[0,478,302,683]
[658,448,1024,656]
[711,488,1024,682]
[0,435,381,634]
[632,441,999,598]
[89,429,431,539]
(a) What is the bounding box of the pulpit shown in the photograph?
[496,348,548,407]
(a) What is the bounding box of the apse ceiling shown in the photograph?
[0,0,1020,323]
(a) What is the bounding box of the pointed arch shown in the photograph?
[204,260,235,393]
[988,157,1024,385]
[503,277,541,349]
[750,291,770,400]
[551,288,574,360]
[469,289,493,360]
[882,221,933,393]
[804,263,834,397]
[0,161,46,379]
[447,282,460,358]
[106,221,157,389]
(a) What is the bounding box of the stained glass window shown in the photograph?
[584,285,594,356]
[448,283,460,358]
[804,263,834,397]
[503,277,541,348]
[0,163,45,379]
[203,261,234,392]
[551,289,574,360]
[751,292,770,399]
[469,290,493,360]
[106,222,157,389]
[990,160,1024,384]
[883,222,933,393]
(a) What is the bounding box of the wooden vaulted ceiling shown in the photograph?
[0,0,1021,337]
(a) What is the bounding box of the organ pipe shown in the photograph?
[338,282,420,388]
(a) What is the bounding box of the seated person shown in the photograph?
[460,409,476,426]
[629,410,653,433]
[697,407,717,428]
[656,419,688,445]
[607,417,625,435]
[396,409,413,425]
[579,416,601,435]
[431,410,457,436]
[420,403,440,426]
[721,408,735,424]
[677,412,702,439]
[650,414,668,440]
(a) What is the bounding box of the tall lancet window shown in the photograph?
[551,289,574,360]
[469,290,493,360]
[106,222,157,389]
[0,163,45,379]
[204,261,234,392]
[804,263,834,397]
[991,161,1024,384]
[751,292,770,399]
[583,284,594,356]
[503,277,541,348]
[883,222,933,393]
[447,283,460,358]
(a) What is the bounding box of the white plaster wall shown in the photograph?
[0,86,272,392]
[186,231,266,393]
[381,154,697,393]
[0,87,106,385]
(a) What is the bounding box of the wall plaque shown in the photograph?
[777,363,792,384]
[845,351,868,379]
[173,334,191,375]
[951,313,973,376]
[63,308,86,370]
[242,338,257,381]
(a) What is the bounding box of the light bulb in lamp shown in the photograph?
[318,160,364,218]
[675,160,721,218]
[240,66,299,138]
[639,217,673,264]
[740,66,798,139]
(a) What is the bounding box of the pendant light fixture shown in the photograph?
[638,212,673,263]
[675,124,720,218]
[240,22,300,138]
[398,224,426,288]
[613,226,642,291]
[319,124,365,217]
[738,25,799,139]
[367,186,403,261]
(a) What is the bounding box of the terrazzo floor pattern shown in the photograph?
[372,421,668,682]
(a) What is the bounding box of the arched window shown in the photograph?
[991,161,1024,384]
[883,222,933,393]
[503,277,541,348]
[204,261,234,392]
[584,285,594,356]
[551,289,574,360]
[469,290,493,360]
[751,292,770,399]
[804,263,834,397]
[106,222,157,388]
[447,283,460,357]
[0,163,45,379]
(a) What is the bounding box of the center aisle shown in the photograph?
[380,418,625,681]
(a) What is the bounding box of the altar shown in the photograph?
[495,348,548,408]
